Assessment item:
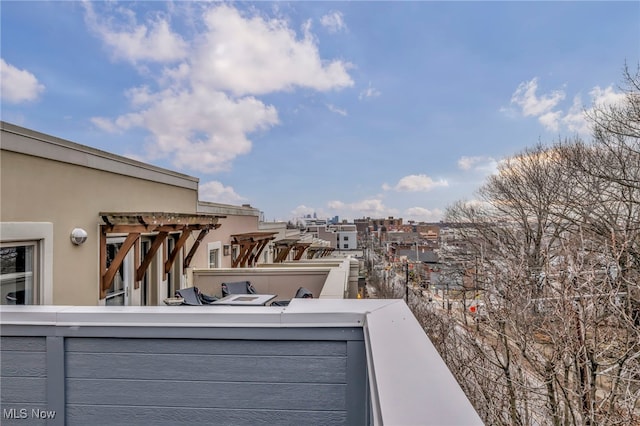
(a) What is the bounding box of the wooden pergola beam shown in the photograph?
[135,231,168,282]
[184,228,212,269]
[164,227,191,274]
[275,246,294,263]
[293,243,311,260]
[101,231,140,299]
[251,238,274,266]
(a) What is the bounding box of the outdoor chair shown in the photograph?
[221,281,257,297]
[175,287,218,305]
[271,287,313,306]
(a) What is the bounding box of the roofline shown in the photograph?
[1,121,199,190]
[197,201,261,217]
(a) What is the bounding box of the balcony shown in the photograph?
[0,299,481,425]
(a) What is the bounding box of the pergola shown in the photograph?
[272,239,311,263]
[230,232,277,268]
[306,246,335,259]
[99,212,223,299]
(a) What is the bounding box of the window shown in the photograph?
[343,236,349,241]
[1,223,52,304]
[343,244,348,249]
[209,249,219,268]
[1,243,38,305]
[207,242,222,269]
[105,241,126,306]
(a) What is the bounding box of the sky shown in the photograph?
[2,1,639,223]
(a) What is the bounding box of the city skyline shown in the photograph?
[2,1,638,222]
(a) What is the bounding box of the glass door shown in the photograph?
[105,239,131,306]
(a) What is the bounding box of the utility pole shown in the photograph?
[405,261,409,304]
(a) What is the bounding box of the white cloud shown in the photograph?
[508,77,626,136]
[83,2,188,64]
[97,90,279,173]
[538,110,564,132]
[192,5,354,96]
[589,85,626,107]
[359,82,381,100]
[405,207,444,222]
[384,174,449,192]
[560,95,589,134]
[90,117,120,133]
[199,180,247,204]
[560,85,627,135]
[457,156,497,172]
[320,11,346,33]
[329,198,399,218]
[85,4,353,173]
[511,78,565,118]
[327,104,347,116]
[291,205,317,217]
[0,59,45,103]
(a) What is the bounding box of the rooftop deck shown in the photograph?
[0,300,481,425]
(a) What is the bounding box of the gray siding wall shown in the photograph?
[0,337,49,425]
[1,328,367,426]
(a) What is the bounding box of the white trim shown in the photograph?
[206,241,222,269]
[0,222,53,304]
[363,301,483,425]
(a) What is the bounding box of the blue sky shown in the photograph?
[2,1,639,223]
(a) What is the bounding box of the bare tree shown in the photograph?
[435,139,639,424]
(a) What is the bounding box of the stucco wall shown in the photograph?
[193,215,260,269]
[1,127,199,305]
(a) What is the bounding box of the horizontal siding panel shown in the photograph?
[1,352,46,377]
[0,378,46,403]
[0,337,46,352]
[66,405,346,426]
[66,353,345,383]
[66,379,346,411]
[65,338,346,357]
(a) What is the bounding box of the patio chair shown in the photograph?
[221,281,257,297]
[271,287,313,306]
[294,287,313,299]
[175,287,218,305]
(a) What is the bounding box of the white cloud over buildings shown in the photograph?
[405,207,444,222]
[383,174,449,192]
[199,180,247,205]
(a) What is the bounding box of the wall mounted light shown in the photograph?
[70,228,88,245]
[223,245,230,256]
